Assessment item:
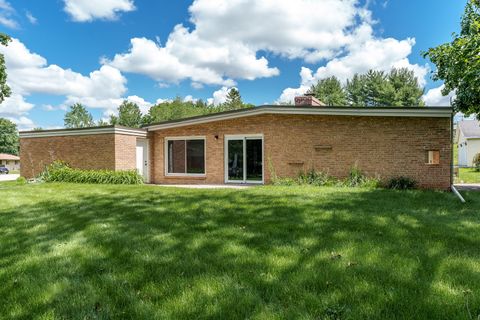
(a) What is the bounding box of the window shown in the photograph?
[166,138,205,175]
[427,150,440,165]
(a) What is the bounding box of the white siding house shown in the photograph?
[456,120,480,167]
[0,153,20,171]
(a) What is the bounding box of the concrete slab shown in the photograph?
[0,174,19,182]
[454,184,480,191]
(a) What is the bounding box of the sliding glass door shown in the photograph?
[225,136,263,183]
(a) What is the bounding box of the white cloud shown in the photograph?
[9,116,35,130]
[0,93,34,116]
[207,86,231,106]
[278,27,430,104]
[104,0,381,87]
[0,38,131,124]
[423,85,455,106]
[63,0,135,22]
[26,11,37,24]
[0,0,18,29]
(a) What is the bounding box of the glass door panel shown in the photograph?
[227,139,244,181]
[246,139,262,181]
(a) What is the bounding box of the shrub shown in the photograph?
[342,165,380,188]
[473,153,480,172]
[386,176,417,190]
[298,169,336,186]
[40,161,143,185]
[16,176,27,184]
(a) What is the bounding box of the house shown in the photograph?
[0,153,20,171]
[456,120,480,167]
[19,96,453,190]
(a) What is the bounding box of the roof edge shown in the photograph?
[19,125,147,139]
[144,105,453,131]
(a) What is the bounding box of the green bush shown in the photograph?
[473,153,480,172]
[386,176,417,190]
[16,176,27,184]
[298,169,337,186]
[342,165,381,188]
[40,161,143,185]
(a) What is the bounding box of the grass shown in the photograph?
[456,168,480,183]
[1,183,480,319]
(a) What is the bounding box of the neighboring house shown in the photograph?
[0,153,20,171]
[456,120,480,167]
[19,95,453,190]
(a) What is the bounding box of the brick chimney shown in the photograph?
[294,93,326,107]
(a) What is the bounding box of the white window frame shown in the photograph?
[224,134,264,184]
[164,136,207,177]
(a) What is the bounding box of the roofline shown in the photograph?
[144,105,453,131]
[19,125,147,139]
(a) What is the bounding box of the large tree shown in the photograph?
[64,103,95,128]
[309,76,347,106]
[0,32,12,104]
[423,0,480,114]
[345,68,424,106]
[222,88,245,110]
[111,100,143,128]
[0,118,18,155]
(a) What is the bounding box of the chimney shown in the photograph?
[294,93,326,107]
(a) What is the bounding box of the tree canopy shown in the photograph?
[64,103,95,128]
[423,0,480,115]
[309,68,425,107]
[0,118,19,155]
[110,100,143,128]
[0,32,12,104]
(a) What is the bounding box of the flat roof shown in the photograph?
[19,125,147,138]
[145,105,453,131]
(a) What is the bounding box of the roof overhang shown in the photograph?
[145,106,453,131]
[19,126,147,139]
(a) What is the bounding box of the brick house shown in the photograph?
[0,153,20,171]
[19,96,453,189]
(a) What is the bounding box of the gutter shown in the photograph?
[451,185,466,203]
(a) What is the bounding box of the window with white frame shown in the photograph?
[166,138,205,175]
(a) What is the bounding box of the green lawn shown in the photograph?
[1,183,480,319]
[457,167,480,183]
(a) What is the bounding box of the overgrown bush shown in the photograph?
[298,169,337,186]
[39,161,144,185]
[15,176,27,184]
[342,165,381,188]
[473,153,480,172]
[386,176,417,190]
[272,166,380,189]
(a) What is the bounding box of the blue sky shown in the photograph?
[0,0,465,129]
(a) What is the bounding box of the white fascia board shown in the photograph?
[19,127,147,139]
[146,107,453,131]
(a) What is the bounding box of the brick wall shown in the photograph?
[20,133,138,178]
[149,114,452,189]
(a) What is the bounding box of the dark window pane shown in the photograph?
[246,139,262,181]
[187,140,205,174]
[168,140,186,173]
[228,139,244,181]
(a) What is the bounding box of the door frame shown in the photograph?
[224,134,264,184]
[136,138,150,183]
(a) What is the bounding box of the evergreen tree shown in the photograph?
[64,103,94,128]
[115,100,143,128]
[309,76,347,106]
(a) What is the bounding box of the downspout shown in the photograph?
[450,113,465,203]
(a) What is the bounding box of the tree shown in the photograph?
[113,100,143,128]
[64,103,94,128]
[423,0,480,114]
[387,68,424,106]
[345,68,424,106]
[309,76,347,106]
[0,32,12,104]
[223,88,243,110]
[0,118,18,155]
[97,119,109,126]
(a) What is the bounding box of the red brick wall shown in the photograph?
[149,114,452,189]
[20,133,138,178]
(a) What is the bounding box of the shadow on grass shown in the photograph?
[0,184,479,319]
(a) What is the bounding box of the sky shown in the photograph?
[0,0,466,130]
